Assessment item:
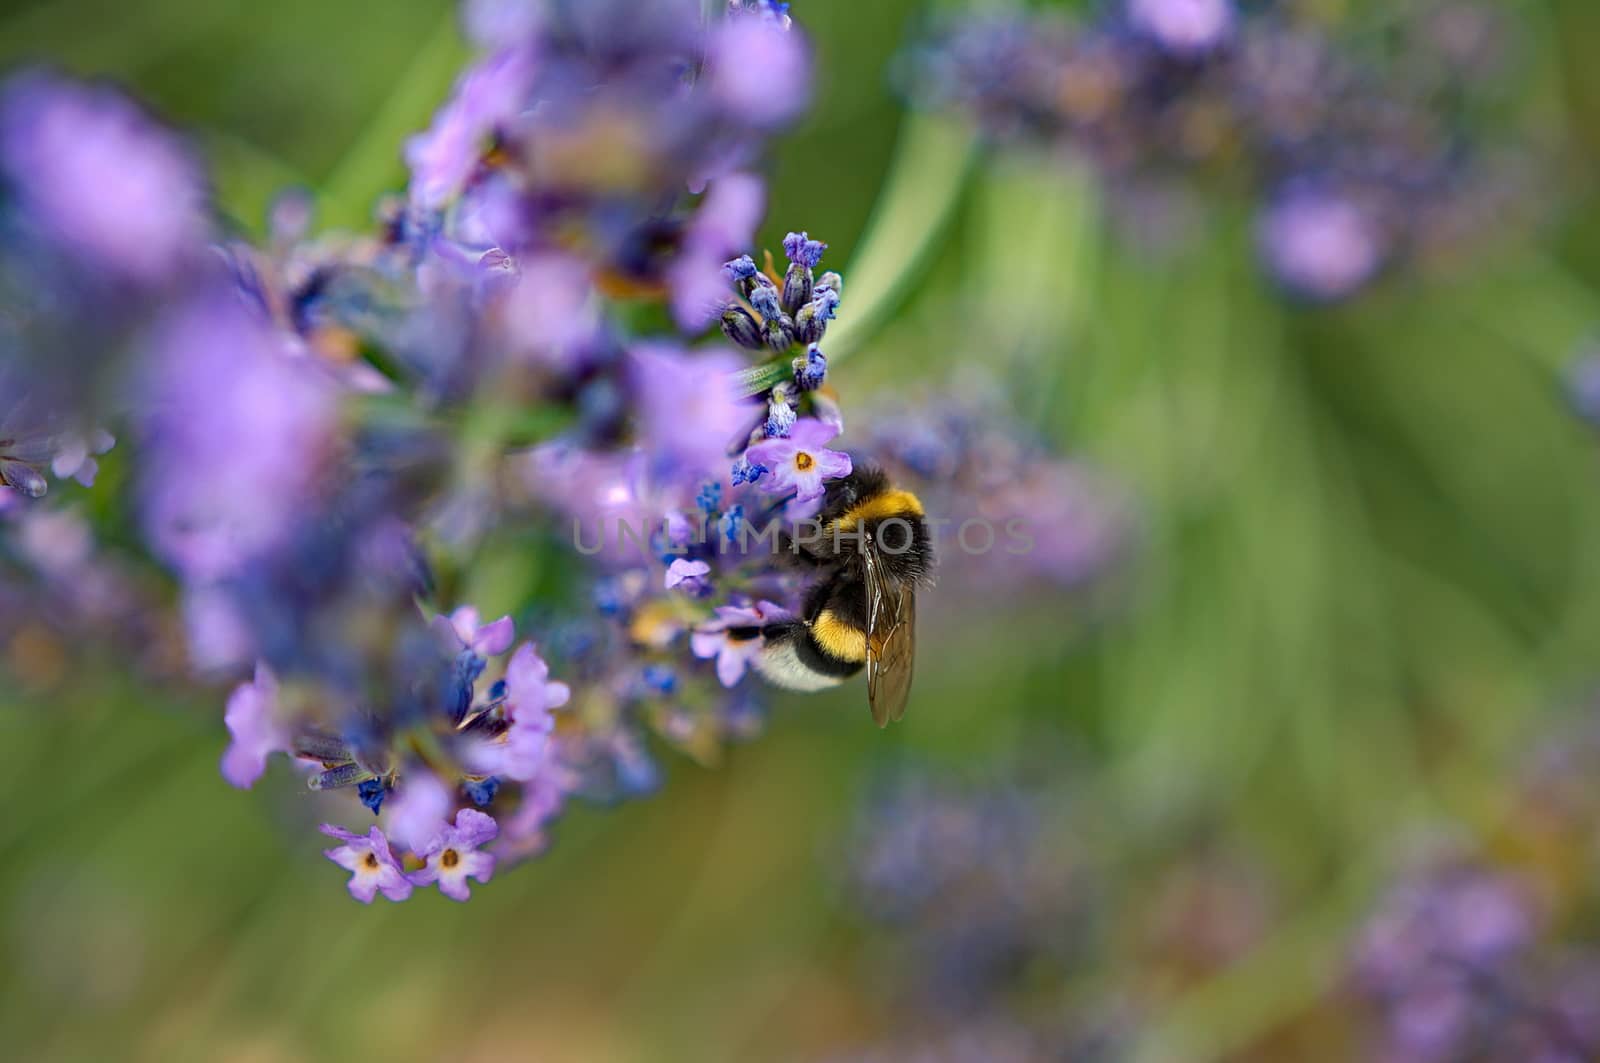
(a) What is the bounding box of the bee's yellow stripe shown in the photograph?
[811,610,868,663]
[834,489,924,531]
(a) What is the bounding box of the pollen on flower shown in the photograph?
[795,451,814,471]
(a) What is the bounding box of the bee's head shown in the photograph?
[819,465,891,525]
[821,465,935,586]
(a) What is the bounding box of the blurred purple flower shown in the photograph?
[1566,348,1600,427]
[1126,0,1235,57]
[220,664,288,789]
[385,770,454,853]
[320,824,414,903]
[708,15,810,130]
[465,0,542,49]
[1354,859,1548,1060]
[628,343,754,478]
[1258,188,1386,302]
[670,173,766,330]
[138,290,340,582]
[500,252,603,370]
[406,47,533,210]
[0,70,208,284]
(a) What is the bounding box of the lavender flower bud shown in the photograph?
[766,383,797,437]
[811,283,841,322]
[731,455,768,485]
[720,305,766,350]
[724,254,759,282]
[794,345,827,390]
[782,261,813,315]
[749,278,782,321]
[782,230,826,269]
[723,254,760,300]
[763,314,796,350]
[793,302,827,345]
[817,270,842,294]
[0,458,47,498]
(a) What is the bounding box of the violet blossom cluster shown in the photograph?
[1351,852,1600,1062]
[826,751,1600,1061]
[824,765,1275,1061]
[0,0,855,904]
[905,0,1532,301]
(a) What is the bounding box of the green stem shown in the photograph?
[824,113,979,365]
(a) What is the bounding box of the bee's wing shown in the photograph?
[862,539,916,727]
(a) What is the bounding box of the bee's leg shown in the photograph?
[723,620,806,643]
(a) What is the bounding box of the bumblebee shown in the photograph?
[736,467,934,726]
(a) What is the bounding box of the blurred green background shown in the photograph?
[6,0,1600,1059]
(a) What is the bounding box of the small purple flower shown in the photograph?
[434,606,515,657]
[692,600,790,686]
[139,290,339,582]
[220,664,288,790]
[743,417,852,502]
[320,824,414,903]
[628,344,754,478]
[0,70,209,283]
[470,642,571,782]
[408,808,499,901]
[665,558,712,594]
[505,641,572,728]
[670,173,766,330]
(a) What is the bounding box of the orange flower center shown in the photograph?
[363,852,380,869]
[794,451,815,471]
[441,848,461,869]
